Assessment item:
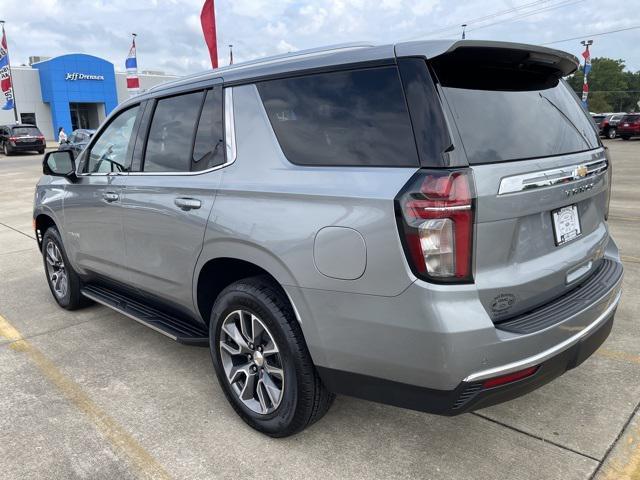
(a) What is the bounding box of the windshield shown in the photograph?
[439,79,599,164]
[11,127,41,136]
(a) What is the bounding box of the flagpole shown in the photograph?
[0,20,19,123]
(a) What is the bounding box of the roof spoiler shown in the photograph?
[395,40,579,77]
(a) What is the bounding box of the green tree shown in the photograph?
[566,57,639,112]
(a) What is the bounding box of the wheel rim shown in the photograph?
[219,310,285,415]
[45,241,68,299]
[609,129,616,139]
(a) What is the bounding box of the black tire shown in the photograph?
[607,128,617,139]
[209,275,335,437]
[41,227,91,310]
[37,148,45,154]
[621,136,630,141]
[3,142,12,156]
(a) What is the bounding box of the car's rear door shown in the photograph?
[121,83,227,312]
[426,45,609,321]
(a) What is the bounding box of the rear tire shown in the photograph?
[209,275,335,437]
[3,142,12,156]
[41,227,90,310]
[38,148,45,154]
[621,136,630,141]
[607,128,617,139]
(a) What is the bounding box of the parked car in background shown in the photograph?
[0,124,46,155]
[34,40,623,437]
[58,129,95,158]
[617,114,640,140]
[592,113,625,139]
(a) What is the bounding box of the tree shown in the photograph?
[566,57,640,112]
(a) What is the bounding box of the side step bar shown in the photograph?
[81,284,209,347]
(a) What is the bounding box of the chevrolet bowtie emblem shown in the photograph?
[575,165,588,178]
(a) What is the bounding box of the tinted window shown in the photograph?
[439,78,599,164]
[86,105,139,173]
[257,67,419,167]
[192,87,225,171]
[622,115,640,122]
[11,126,41,136]
[144,92,204,172]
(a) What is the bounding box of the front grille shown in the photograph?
[495,258,622,335]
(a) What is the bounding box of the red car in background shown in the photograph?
[591,113,625,139]
[618,114,640,140]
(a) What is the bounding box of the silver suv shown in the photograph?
[34,40,623,437]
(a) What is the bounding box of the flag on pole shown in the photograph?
[201,0,219,68]
[581,46,591,105]
[0,26,15,111]
[126,36,140,94]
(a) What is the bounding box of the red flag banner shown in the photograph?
[201,0,218,68]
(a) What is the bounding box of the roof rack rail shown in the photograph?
[148,42,375,93]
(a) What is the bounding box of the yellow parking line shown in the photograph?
[0,315,172,480]
[596,348,640,365]
[599,422,640,480]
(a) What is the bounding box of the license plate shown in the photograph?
[552,205,582,245]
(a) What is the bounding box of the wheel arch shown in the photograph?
[34,212,59,251]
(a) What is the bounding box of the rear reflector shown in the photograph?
[395,169,475,283]
[482,366,539,389]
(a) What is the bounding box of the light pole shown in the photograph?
[228,44,233,65]
[461,24,467,39]
[580,39,593,108]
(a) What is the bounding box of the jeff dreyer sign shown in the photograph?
[65,73,105,81]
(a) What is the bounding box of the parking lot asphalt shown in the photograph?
[0,141,638,480]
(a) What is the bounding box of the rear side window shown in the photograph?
[257,67,419,167]
[622,115,640,122]
[192,87,225,171]
[432,50,600,164]
[144,91,204,172]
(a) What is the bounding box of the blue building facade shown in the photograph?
[33,54,118,141]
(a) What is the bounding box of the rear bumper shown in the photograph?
[318,296,617,415]
[8,142,45,151]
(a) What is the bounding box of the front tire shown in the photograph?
[209,276,335,437]
[42,227,90,310]
[607,128,617,139]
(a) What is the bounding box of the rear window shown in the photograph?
[433,58,599,164]
[11,126,41,136]
[257,67,419,167]
[622,115,640,122]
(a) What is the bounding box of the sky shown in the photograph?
[1,0,639,76]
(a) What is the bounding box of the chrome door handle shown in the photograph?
[174,197,202,211]
[102,192,119,202]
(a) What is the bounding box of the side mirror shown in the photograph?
[43,150,77,181]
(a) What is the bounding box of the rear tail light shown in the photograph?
[8,136,17,142]
[604,148,613,220]
[37,135,45,141]
[395,169,475,283]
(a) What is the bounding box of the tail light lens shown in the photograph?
[395,169,475,283]
[8,136,17,142]
[604,148,613,221]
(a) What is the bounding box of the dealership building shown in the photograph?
[0,53,178,140]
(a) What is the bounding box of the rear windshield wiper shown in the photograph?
[538,92,592,148]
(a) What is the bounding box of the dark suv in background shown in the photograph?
[592,113,624,139]
[0,124,46,155]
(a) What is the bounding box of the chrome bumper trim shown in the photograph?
[464,287,622,383]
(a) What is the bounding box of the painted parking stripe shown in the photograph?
[0,314,172,480]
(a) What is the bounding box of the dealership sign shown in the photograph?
[65,72,104,81]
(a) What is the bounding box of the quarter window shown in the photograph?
[257,67,419,167]
[143,92,204,172]
[85,105,139,173]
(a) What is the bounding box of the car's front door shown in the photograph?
[121,85,227,312]
[62,104,141,284]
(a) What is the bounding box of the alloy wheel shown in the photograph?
[219,309,285,415]
[45,241,68,299]
[608,128,616,139]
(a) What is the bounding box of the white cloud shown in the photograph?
[0,0,637,76]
